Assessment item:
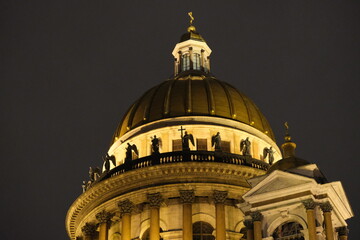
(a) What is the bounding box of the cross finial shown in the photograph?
[178,126,186,138]
[188,12,194,25]
[284,122,291,142]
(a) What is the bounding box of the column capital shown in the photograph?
[81,222,97,236]
[118,199,134,215]
[302,199,317,210]
[96,210,114,224]
[320,201,333,212]
[244,219,254,229]
[179,190,195,204]
[250,211,263,222]
[337,227,348,236]
[147,192,163,208]
[213,190,228,204]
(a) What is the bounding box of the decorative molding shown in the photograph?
[118,199,134,214]
[66,162,259,239]
[147,192,163,208]
[213,190,228,204]
[179,190,195,204]
[95,210,114,224]
[320,202,333,212]
[302,199,317,210]
[81,222,97,236]
[250,211,263,221]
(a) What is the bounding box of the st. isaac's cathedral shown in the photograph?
[66,14,353,240]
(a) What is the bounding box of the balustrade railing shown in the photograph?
[96,151,269,183]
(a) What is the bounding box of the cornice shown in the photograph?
[66,162,265,239]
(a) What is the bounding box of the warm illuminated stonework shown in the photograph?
[66,17,353,240]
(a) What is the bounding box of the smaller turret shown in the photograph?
[172,12,212,77]
[281,122,296,158]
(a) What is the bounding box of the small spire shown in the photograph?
[187,12,196,32]
[281,122,297,158]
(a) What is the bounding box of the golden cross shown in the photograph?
[188,12,194,25]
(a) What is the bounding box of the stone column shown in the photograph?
[118,199,134,240]
[244,219,254,240]
[250,211,263,240]
[213,190,228,240]
[180,190,195,240]
[147,193,163,240]
[320,202,334,240]
[96,210,114,240]
[189,47,193,70]
[337,227,348,240]
[302,199,317,240]
[81,222,97,240]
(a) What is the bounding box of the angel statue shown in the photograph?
[151,135,161,154]
[212,132,222,151]
[182,131,195,151]
[102,153,116,173]
[240,137,251,156]
[263,147,275,165]
[125,143,139,161]
[89,166,101,182]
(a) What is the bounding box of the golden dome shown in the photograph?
[112,77,275,142]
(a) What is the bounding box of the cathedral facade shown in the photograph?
[66,17,353,240]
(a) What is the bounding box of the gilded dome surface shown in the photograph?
[112,77,275,142]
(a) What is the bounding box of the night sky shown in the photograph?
[1,1,359,239]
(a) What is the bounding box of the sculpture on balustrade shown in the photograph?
[263,146,275,165]
[89,166,101,182]
[240,137,252,156]
[81,180,92,192]
[125,143,139,161]
[103,153,116,173]
[182,131,195,151]
[82,181,88,193]
[151,135,160,154]
[212,132,222,151]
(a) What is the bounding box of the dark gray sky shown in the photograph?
[1,1,359,239]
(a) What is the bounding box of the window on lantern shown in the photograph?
[193,221,215,240]
[182,54,190,71]
[192,53,201,70]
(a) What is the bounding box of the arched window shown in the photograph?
[182,54,190,71]
[141,228,163,240]
[193,221,215,240]
[272,221,304,240]
[192,53,201,70]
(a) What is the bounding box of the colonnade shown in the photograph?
[241,200,347,240]
[81,190,229,240]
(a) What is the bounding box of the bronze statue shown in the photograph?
[182,131,194,151]
[240,137,251,156]
[263,147,275,165]
[82,181,87,193]
[125,143,138,161]
[103,153,116,173]
[212,132,222,151]
[151,135,160,154]
[89,167,101,182]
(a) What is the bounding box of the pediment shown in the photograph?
[244,170,316,198]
